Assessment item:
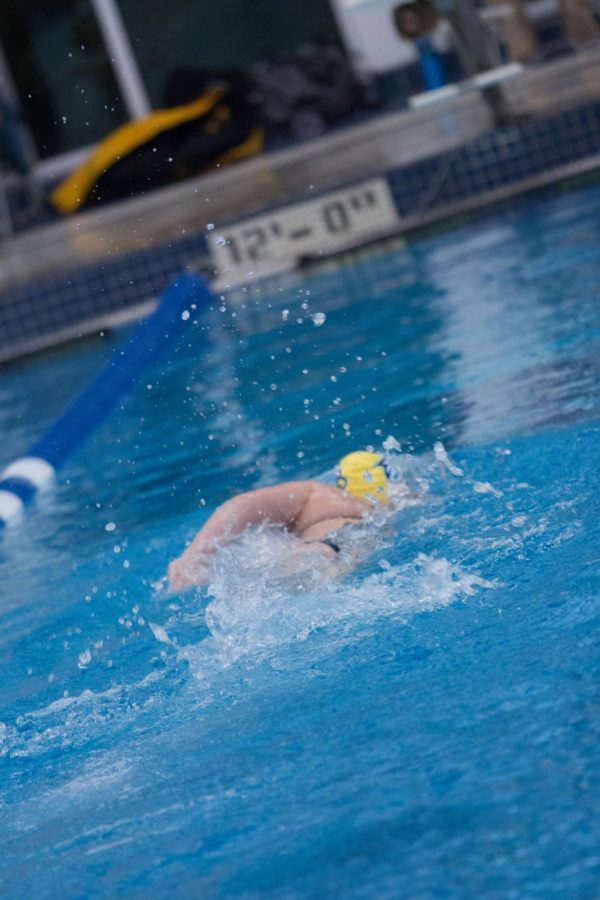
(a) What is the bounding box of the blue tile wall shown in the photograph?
[0,231,210,355]
[387,100,600,216]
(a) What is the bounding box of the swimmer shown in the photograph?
[168,451,389,590]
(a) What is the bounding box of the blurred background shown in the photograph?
[0,0,599,361]
[1,0,598,189]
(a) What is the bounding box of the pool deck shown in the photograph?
[1,48,599,363]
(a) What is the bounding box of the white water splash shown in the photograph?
[472,480,503,498]
[148,622,173,645]
[432,441,503,498]
[434,440,464,477]
[1,670,167,760]
[179,518,496,673]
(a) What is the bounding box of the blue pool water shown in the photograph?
[1,184,599,897]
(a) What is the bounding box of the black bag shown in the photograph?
[52,70,263,213]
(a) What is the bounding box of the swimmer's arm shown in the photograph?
[167,482,315,589]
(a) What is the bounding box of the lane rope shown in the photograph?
[0,273,213,527]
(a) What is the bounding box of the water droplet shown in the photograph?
[181,310,190,320]
[104,522,116,532]
[311,312,326,326]
[206,223,215,231]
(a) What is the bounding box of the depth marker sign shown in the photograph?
[208,178,399,286]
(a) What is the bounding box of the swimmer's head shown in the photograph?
[336,450,389,504]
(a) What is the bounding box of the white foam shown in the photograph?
[180,517,496,672]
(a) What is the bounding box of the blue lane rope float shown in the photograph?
[0,273,213,528]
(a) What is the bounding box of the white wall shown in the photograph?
[330,0,419,72]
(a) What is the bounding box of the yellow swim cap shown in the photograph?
[336,451,389,503]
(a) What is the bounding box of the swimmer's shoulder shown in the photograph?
[266,480,341,502]
[294,480,368,530]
